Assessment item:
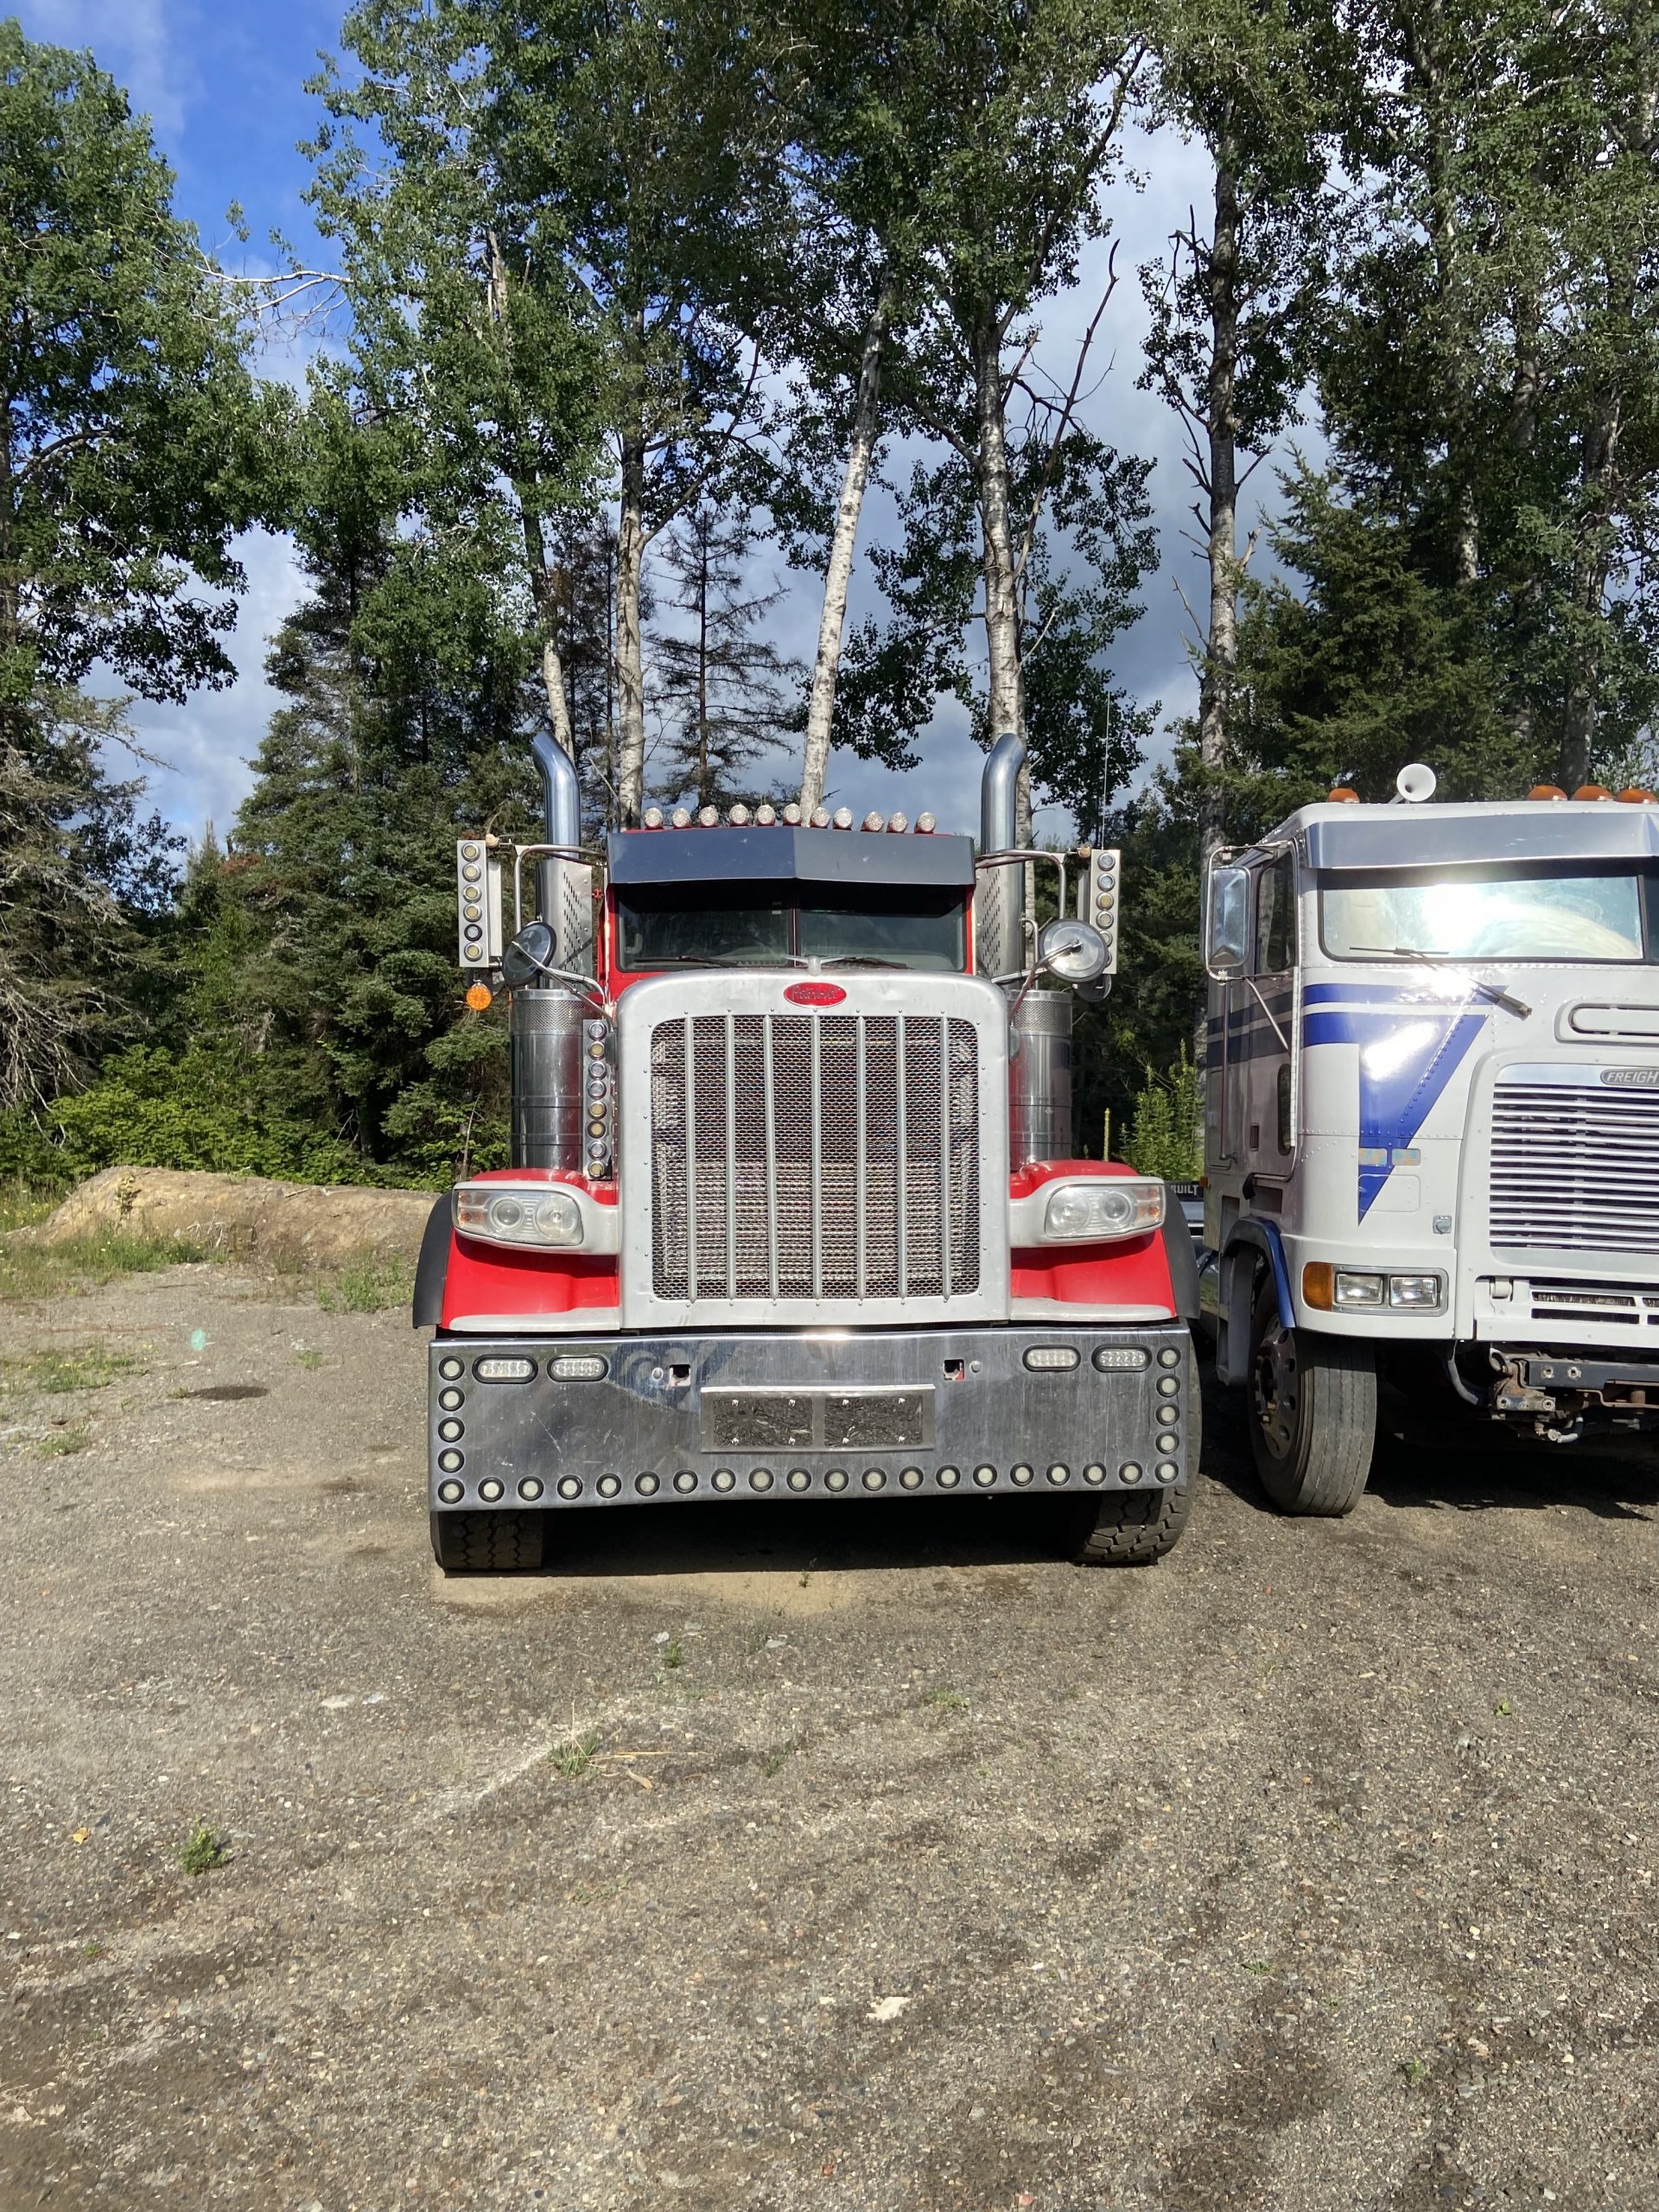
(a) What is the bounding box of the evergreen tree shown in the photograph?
[652,502,799,810]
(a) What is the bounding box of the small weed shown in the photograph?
[742,1620,772,1656]
[759,1746,791,1777]
[3,1347,144,1396]
[38,1424,92,1458]
[315,1260,413,1315]
[923,1688,969,1713]
[798,1565,814,1589]
[1400,2056,1429,2088]
[295,1349,324,1371]
[177,1821,230,1877]
[82,1942,107,1961]
[550,1732,601,1779]
[565,1873,632,1906]
[1493,1700,1513,1718]
[663,1639,683,1670]
[1240,1958,1271,1977]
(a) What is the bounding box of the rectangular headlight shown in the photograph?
[1389,1274,1445,1310]
[1041,1179,1164,1241]
[454,1183,583,1248]
[1333,1270,1385,1306]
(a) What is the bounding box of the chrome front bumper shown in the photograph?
[429,1325,1191,1510]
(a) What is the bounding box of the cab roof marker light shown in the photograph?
[728,803,751,825]
[671,806,692,828]
[810,806,830,828]
[1528,784,1567,801]
[754,803,777,825]
[698,805,719,827]
[861,810,885,831]
[833,807,854,830]
[783,802,804,824]
[887,811,908,833]
[1618,786,1656,803]
[916,812,937,833]
[642,805,664,829]
[1573,784,1613,802]
[1328,785,1359,803]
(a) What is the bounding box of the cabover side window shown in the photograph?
[1255,855,1295,973]
[1319,863,1657,963]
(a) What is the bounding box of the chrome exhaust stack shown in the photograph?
[514,733,589,1170]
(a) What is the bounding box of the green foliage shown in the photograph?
[315,1259,415,1314]
[0,24,285,1110]
[1122,1054,1204,1182]
[1,1346,146,1395]
[0,1228,206,1306]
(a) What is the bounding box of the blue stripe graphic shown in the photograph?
[1303,1001,1491,1217]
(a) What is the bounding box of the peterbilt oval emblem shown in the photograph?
[1601,1066,1659,1086]
[784,982,847,1007]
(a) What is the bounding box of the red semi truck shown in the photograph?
[414,734,1200,1571]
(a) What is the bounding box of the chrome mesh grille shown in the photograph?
[650,1014,980,1300]
[1490,1080,1659,1253]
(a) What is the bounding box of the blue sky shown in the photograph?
[17,0,1287,843]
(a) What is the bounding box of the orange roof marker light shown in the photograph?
[1618,786,1657,803]
[465,982,493,1012]
[1528,784,1567,801]
[1573,784,1614,802]
[1328,785,1360,804]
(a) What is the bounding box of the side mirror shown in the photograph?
[1204,865,1250,981]
[501,918,557,990]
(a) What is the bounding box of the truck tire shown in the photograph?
[429,1511,546,1574]
[1068,1342,1200,1566]
[1246,1276,1375,1515]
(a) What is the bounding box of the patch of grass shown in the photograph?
[550,1732,601,1779]
[742,1620,774,1656]
[314,1258,413,1314]
[3,1346,145,1396]
[759,1746,791,1777]
[1400,2056,1429,2088]
[38,1423,92,1458]
[923,1688,969,1713]
[82,1942,107,1961]
[295,1348,324,1370]
[564,1873,632,1906]
[662,1638,683,1670]
[0,1183,60,1236]
[0,1229,205,1306]
[177,1821,230,1877]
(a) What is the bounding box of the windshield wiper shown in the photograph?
[631,952,805,969]
[817,954,906,970]
[1348,950,1531,1018]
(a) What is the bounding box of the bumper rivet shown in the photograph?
[1084,1464,1106,1484]
[636,1472,659,1496]
[438,1357,463,1381]
[973,1465,996,1488]
[1046,1465,1070,1485]
[518,1478,543,1501]
[937,1466,960,1489]
[557,1477,582,1500]
[786,1469,810,1492]
[437,1449,463,1473]
[1158,1345,1181,1369]
[899,1467,923,1490]
[1155,1461,1179,1484]
[712,1469,736,1492]
[1010,1465,1033,1486]
[597,1474,622,1497]
[824,1469,849,1492]
[1121,1463,1143,1484]
[750,1469,774,1491]
[861,1468,886,1491]
[674,1471,698,1494]
[478,1478,505,1503]
[436,1479,463,1504]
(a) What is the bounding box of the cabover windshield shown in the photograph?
[1319,862,1659,963]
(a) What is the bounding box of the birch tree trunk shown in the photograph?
[614,424,648,826]
[800,290,892,815]
[972,317,1028,844]
[1198,141,1241,870]
[523,516,576,758]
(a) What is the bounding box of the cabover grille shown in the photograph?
[1489,1079,1659,1254]
[649,1014,980,1301]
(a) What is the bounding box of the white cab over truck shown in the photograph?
[1201,766,1659,1511]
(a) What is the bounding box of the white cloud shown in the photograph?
[16,0,188,132]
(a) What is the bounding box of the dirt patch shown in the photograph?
[24,1165,436,1268]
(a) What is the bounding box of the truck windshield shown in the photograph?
[1320,865,1657,963]
[618,882,967,972]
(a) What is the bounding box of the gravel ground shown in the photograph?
[3,1261,1658,2212]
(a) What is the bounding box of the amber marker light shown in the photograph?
[1327,785,1360,804]
[465,982,493,1011]
[1302,1262,1335,1311]
[1573,784,1613,801]
[1528,784,1567,800]
[1618,786,1657,803]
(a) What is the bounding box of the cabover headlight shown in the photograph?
[1042,1179,1164,1240]
[454,1183,583,1248]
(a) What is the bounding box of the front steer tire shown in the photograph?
[430,1510,546,1574]
[1247,1276,1376,1516]
[1068,1340,1200,1567]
